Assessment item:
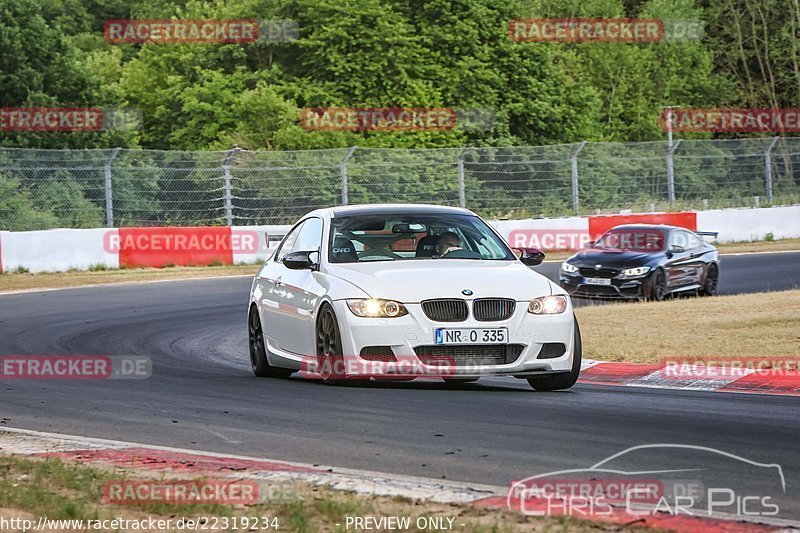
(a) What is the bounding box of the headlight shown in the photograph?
[621,266,651,277]
[561,262,578,273]
[528,295,568,314]
[346,299,408,318]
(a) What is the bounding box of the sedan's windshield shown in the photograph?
[328,213,515,263]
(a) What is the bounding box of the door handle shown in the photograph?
[274,276,283,287]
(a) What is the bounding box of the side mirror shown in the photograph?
[513,247,545,266]
[669,244,685,254]
[283,250,318,270]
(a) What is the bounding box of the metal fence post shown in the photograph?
[765,137,780,204]
[340,146,357,205]
[457,147,468,208]
[223,147,239,226]
[570,141,587,213]
[666,139,682,206]
[104,147,121,227]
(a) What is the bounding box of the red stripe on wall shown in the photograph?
[588,212,697,240]
[116,227,234,268]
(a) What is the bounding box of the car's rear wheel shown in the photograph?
[699,264,719,296]
[249,305,294,378]
[649,268,667,301]
[527,317,582,391]
[316,304,347,385]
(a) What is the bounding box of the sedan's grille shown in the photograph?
[473,298,516,321]
[359,346,397,362]
[414,344,524,366]
[575,285,619,296]
[421,299,468,322]
[578,267,619,277]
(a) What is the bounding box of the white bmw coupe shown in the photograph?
[248,204,582,390]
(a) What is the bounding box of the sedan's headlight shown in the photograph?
[561,262,579,273]
[528,295,568,314]
[621,266,651,277]
[346,299,408,318]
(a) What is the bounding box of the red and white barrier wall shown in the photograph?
[0,225,286,274]
[0,206,798,273]
[493,205,800,251]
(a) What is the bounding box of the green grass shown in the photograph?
[0,454,635,532]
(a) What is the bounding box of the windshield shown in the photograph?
[592,228,666,252]
[328,213,515,263]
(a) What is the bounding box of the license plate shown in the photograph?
[435,327,508,345]
[583,277,612,286]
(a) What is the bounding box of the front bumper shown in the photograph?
[329,299,576,378]
[559,271,651,300]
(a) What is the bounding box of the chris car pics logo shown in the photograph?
[507,444,785,519]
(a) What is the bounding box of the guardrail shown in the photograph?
[2,139,800,231]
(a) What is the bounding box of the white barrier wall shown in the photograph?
[696,206,800,242]
[490,217,589,249]
[231,225,290,264]
[0,207,798,273]
[1,228,119,274]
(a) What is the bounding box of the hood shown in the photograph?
[568,248,663,268]
[324,260,553,302]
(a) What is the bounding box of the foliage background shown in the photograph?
[1,0,799,227]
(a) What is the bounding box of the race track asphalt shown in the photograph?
[0,251,798,519]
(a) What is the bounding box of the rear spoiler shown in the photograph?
[695,231,718,241]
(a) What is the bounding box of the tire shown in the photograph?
[527,317,582,391]
[649,268,668,302]
[249,305,294,378]
[316,304,347,385]
[699,263,719,297]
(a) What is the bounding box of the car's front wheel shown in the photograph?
[527,317,582,392]
[316,304,347,385]
[699,263,719,296]
[249,305,294,378]
[649,268,668,301]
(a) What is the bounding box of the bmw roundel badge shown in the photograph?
[462,289,473,296]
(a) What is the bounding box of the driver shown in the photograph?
[435,232,463,256]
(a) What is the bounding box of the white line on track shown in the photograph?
[0,426,501,504]
[0,274,254,296]
[2,426,799,529]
